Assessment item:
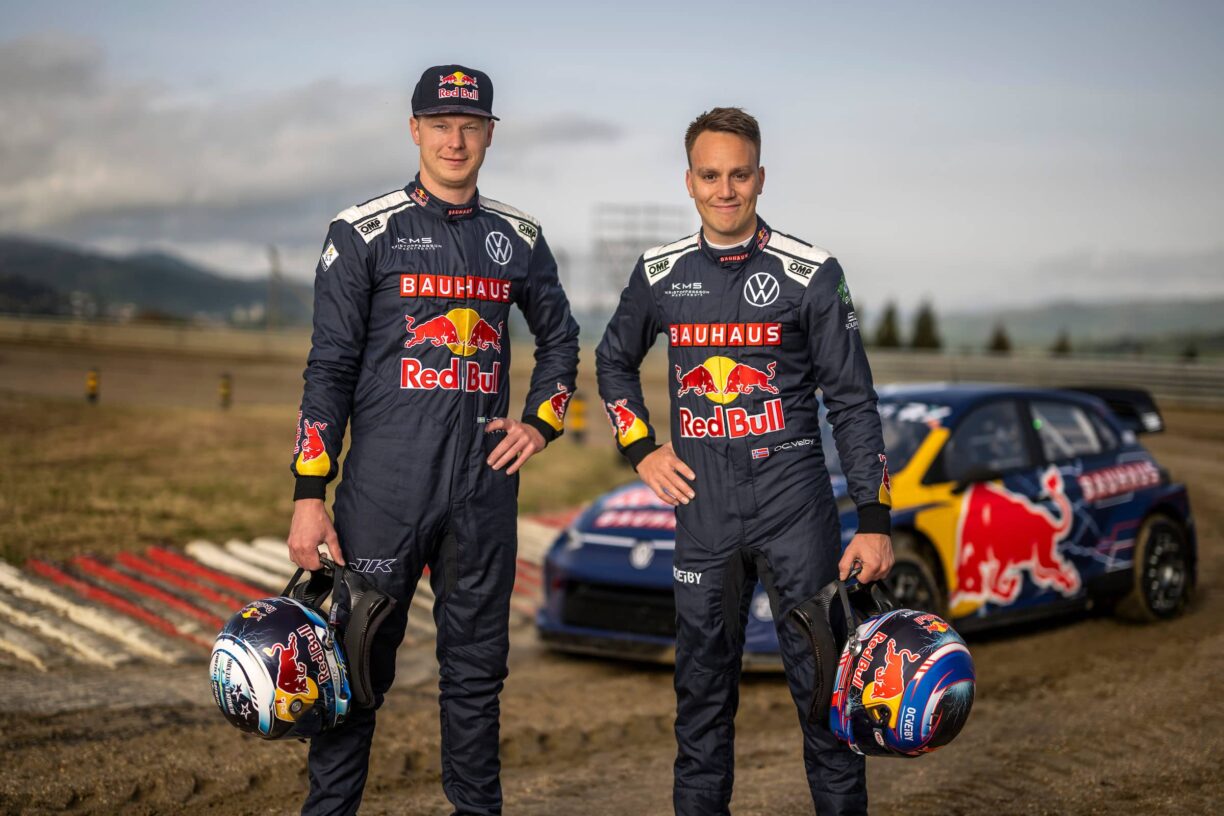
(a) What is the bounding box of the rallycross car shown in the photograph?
[536,384,1197,665]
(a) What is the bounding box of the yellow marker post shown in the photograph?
[85,368,99,404]
[569,394,587,444]
[219,373,232,410]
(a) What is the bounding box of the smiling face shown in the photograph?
[410,114,494,200]
[685,130,765,245]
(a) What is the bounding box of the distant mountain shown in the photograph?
[0,236,312,324]
[937,298,1224,351]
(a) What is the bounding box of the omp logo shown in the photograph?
[358,218,382,235]
[647,258,670,276]
[517,222,538,240]
[350,558,395,574]
[743,272,779,306]
[787,261,814,278]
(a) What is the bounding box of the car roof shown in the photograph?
[877,382,1107,416]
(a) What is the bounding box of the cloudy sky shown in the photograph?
[2,0,1222,312]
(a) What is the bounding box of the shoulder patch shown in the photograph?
[642,232,700,285]
[480,196,541,249]
[763,230,831,287]
[334,190,414,245]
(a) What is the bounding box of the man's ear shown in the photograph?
[486,120,495,147]
[410,116,422,146]
[684,167,695,199]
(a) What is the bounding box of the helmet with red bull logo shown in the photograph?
[210,594,351,740]
[828,596,975,757]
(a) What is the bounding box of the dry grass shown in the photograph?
[0,389,636,564]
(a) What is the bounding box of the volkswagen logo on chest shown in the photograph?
[485,231,513,265]
[743,272,779,307]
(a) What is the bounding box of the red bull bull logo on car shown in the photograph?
[953,466,1080,609]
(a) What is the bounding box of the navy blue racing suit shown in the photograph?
[291,176,579,816]
[595,219,890,815]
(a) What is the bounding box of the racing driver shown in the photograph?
[287,64,579,815]
[596,107,893,815]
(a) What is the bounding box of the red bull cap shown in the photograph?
[412,63,499,120]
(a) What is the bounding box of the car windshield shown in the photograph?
[821,398,940,477]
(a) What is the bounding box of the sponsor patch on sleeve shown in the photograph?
[319,240,339,271]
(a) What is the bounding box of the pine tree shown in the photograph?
[1050,329,1072,357]
[988,322,1012,355]
[875,302,901,348]
[910,301,942,350]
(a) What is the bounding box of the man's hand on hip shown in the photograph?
[839,533,893,583]
[637,442,696,507]
[486,418,546,475]
[288,498,345,571]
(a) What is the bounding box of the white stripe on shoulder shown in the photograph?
[480,196,540,249]
[764,231,831,287]
[641,232,700,285]
[334,190,411,225]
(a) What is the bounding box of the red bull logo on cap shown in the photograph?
[953,466,1080,610]
[437,71,479,100]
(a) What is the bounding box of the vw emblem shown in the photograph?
[743,272,779,307]
[629,540,655,570]
[485,231,513,265]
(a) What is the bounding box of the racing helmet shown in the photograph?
[210,594,351,740]
[829,603,975,757]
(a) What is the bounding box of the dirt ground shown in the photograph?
[1,339,1221,815]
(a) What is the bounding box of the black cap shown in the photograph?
[411,64,498,120]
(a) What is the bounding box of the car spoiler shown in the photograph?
[1065,386,1164,434]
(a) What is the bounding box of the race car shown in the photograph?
[536,384,1197,665]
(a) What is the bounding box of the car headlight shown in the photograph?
[751,592,773,622]
[562,527,582,552]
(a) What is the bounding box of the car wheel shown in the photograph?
[886,533,946,617]
[1116,514,1191,622]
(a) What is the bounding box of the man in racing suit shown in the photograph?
[596,107,892,815]
[287,64,579,816]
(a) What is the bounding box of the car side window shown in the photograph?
[1031,400,1104,461]
[1089,410,1120,452]
[940,400,1031,482]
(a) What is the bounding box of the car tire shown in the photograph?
[886,532,947,617]
[1115,513,1192,622]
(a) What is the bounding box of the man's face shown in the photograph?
[685,131,765,245]
[410,114,494,193]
